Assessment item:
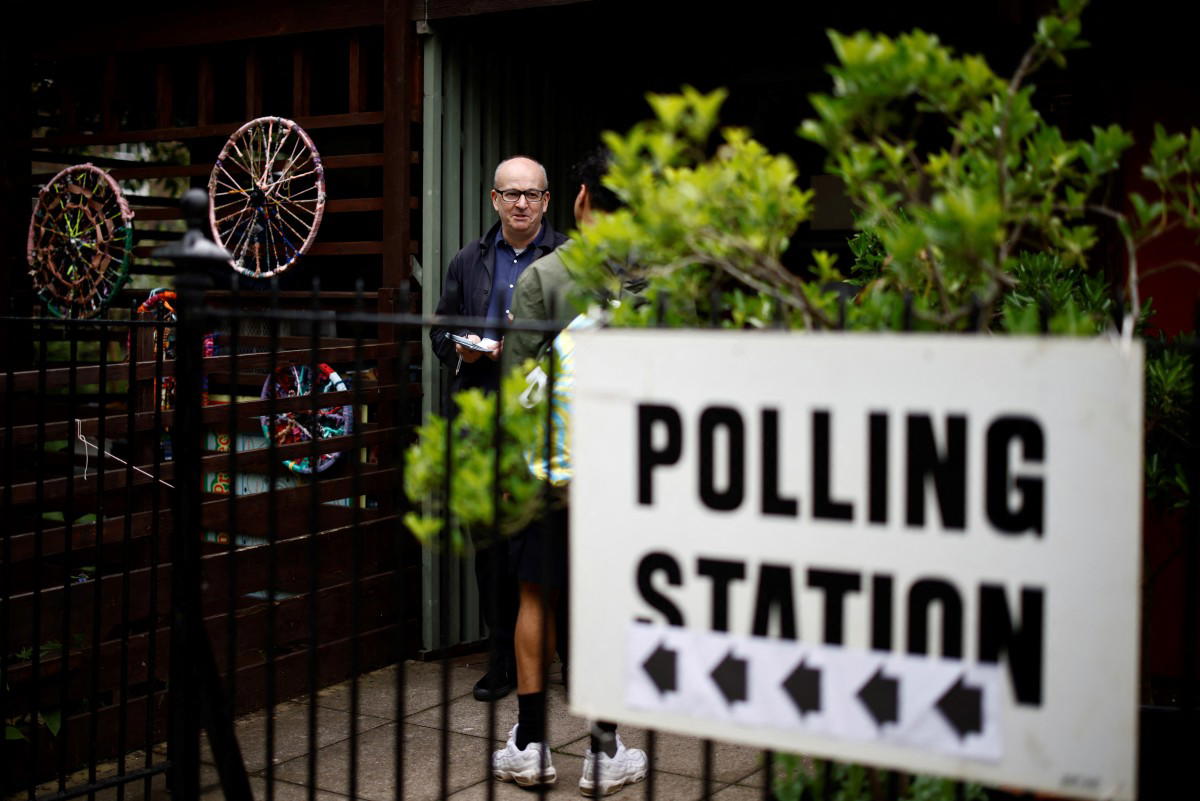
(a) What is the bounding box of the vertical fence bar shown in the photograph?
[645,730,657,801]
[169,270,209,801]
[701,739,713,800]
[117,311,138,801]
[390,290,411,801]
[227,275,241,715]
[58,330,79,793]
[87,318,110,801]
[438,326,453,801]
[1184,302,1199,755]
[28,318,48,801]
[264,279,280,801]
[25,316,51,801]
[538,321,556,801]
[307,277,321,801]
[349,282,366,801]
[144,303,168,800]
[486,315,503,801]
[761,750,774,801]
[0,321,15,799]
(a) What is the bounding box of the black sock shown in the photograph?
[516,692,546,750]
[591,720,618,758]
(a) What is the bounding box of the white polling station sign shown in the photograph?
[568,331,1141,801]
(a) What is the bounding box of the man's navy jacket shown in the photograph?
[430,220,569,393]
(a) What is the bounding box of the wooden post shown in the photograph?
[383,0,415,290]
[0,24,30,322]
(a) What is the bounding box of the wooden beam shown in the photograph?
[46,153,390,183]
[415,0,592,20]
[3,341,402,392]
[28,1,388,59]
[27,111,384,149]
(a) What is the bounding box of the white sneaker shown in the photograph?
[579,735,648,797]
[493,725,557,787]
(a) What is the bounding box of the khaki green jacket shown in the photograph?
[504,244,580,371]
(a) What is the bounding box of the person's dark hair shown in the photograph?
[568,146,622,213]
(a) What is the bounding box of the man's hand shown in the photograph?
[455,334,487,363]
[485,337,503,361]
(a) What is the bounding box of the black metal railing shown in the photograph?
[2,281,1197,801]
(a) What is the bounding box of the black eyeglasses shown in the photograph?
[495,188,548,204]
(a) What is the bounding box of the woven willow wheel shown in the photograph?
[209,116,326,278]
[27,163,133,318]
[259,363,352,475]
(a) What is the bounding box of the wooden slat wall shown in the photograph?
[2,2,423,790]
[0,313,423,789]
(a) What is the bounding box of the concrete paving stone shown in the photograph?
[195,773,354,801]
[713,783,769,800]
[17,751,180,801]
[252,777,353,801]
[405,680,586,750]
[446,751,713,800]
[736,768,765,788]
[557,728,763,786]
[273,722,495,801]
[213,699,391,774]
[316,661,485,718]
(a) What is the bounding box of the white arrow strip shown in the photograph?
[625,620,1003,762]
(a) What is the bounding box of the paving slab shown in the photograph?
[445,755,715,800]
[211,699,391,774]
[405,677,586,750]
[316,661,486,718]
[274,722,494,801]
[16,751,182,801]
[712,783,769,800]
[25,655,769,801]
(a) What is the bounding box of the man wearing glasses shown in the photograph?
[430,156,568,704]
[431,156,567,394]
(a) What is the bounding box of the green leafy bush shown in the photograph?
[403,366,547,551]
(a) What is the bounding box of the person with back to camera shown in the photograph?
[492,148,649,796]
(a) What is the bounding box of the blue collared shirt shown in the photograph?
[484,224,545,339]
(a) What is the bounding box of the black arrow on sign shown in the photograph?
[643,643,677,696]
[782,659,822,716]
[857,666,899,727]
[936,675,983,739]
[711,650,748,705]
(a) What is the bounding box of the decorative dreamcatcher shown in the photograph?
[129,288,178,410]
[27,163,133,318]
[209,116,326,278]
[125,288,218,461]
[259,364,352,475]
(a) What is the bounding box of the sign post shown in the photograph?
[569,331,1142,800]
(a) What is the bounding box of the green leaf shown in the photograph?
[6,725,28,741]
[39,710,62,738]
[1129,192,1164,228]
